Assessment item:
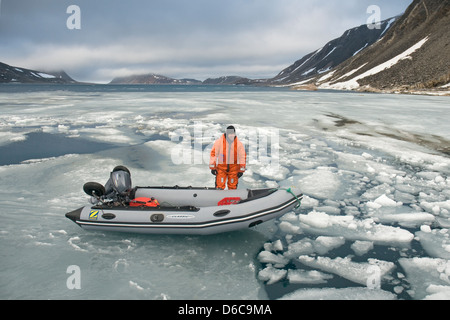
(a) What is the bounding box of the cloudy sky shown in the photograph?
[0,0,412,83]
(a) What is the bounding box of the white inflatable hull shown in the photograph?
[66,186,302,235]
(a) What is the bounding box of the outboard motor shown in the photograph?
[83,165,133,205]
[110,169,132,196]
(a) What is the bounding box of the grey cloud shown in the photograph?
[0,0,413,83]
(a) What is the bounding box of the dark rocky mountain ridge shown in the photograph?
[109,73,202,85]
[0,62,76,84]
[267,16,399,86]
[312,0,450,93]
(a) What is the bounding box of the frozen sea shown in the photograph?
[0,84,449,300]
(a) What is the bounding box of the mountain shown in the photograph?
[202,76,254,85]
[109,73,202,85]
[268,17,399,86]
[110,73,256,85]
[313,0,450,93]
[0,62,77,84]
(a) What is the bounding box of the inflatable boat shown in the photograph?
[65,166,302,235]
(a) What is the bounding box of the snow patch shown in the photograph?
[322,37,429,90]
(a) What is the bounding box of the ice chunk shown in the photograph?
[290,159,320,170]
[298,255,395,286]
[257,251,289,267]
[78,126,137,144]
[283,238,315,258]
[252,164,290,181]
[424,285,450,300]
[314,205,341,215]
[263,239,283,252]
[278,221,301,234]
[415,230,450,259]
[272,239,283,252]
[0,131,28,146]
[298,211,414,246]
[375,212,435,228]
[399,257,450,299]
[361,152,373,159]
[313,236,345,255]
[336,152,404,177]
[300,210,342,228]
[297,195,319,208]
[436,217,450,228]
[420,200,450,217]
[279,287,396,300]
[394,190,416,204]
[287,269,333,284]
[258,266,287,285]
[351,241,374,256]
[366,194,402,210]
[417,172,441,180]
[290,168,341,200]
[373,194,402,207]
[361,184,393,201]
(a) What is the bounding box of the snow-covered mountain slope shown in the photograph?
[268,17,399,86]
[316,0,450,93]
[0,62,76,84]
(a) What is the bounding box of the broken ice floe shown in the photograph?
[1,87,449,300]
[399,257,450,300]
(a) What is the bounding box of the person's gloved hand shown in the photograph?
[237,172,243,178]
[211,170,218,175]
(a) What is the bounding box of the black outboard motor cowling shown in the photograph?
[84,165,133,205]
[111,170,132,196]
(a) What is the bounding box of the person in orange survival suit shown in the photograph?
[209,126,246,190]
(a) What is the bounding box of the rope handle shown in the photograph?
[286,187,302,209]
[272,187,302,209]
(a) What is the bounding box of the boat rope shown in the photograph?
[285,188,302,209]
[274,187,302,209]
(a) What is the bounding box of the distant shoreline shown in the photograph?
[1,81,448,97]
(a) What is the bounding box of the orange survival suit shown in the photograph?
[209,127,246,190]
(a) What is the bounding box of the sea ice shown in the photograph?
[283,238,315,258]
[296,211,414,246]
[287,269,333,284]
[258,266,287,285]
[313,236,346,255]
[298,255,395,287]
[257,251,289,268]
[399,257,450,300]
[1,86,448,300]
[423,285,450,300]
[415,230,450,259]
[376,212,435,228]
[351,240,374,256]
[279,287,396,300]
[290,168,341,200]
